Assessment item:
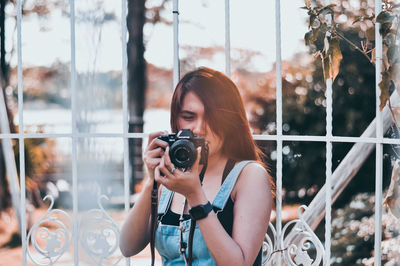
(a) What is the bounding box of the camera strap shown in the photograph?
[150,142,209,266]
[150,180,158,266]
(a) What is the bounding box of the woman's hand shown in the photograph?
[155,146,203,199]
[143,131,169,186]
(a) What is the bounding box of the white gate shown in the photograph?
[0,0,396,265]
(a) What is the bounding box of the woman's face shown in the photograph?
[177,91,223,158]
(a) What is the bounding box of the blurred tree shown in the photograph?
[127,0,146,191]
[127,0,170,191]
[0,0,13,212]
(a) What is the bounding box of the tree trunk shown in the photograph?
[0,142,11,211]
[127,0,146,192]
[0,0,14,212]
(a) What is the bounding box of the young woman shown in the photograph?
[120,67,273,265]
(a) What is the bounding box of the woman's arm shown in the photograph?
[189,163,272,266]
[119,131,168,257]
[156,155,272,266]
[119,179,155,257]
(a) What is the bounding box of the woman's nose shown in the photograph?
[191,120,204,136]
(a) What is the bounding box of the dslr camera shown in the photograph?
[157,129,208,168]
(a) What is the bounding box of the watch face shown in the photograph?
[189,202,213,220]
[191,207,203,218]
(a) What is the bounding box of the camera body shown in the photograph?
[157,129,208,168]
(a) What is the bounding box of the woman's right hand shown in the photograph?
[143,131,169,184]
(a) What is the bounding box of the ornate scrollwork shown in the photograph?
[27,195,73,266]
[281,205,324,266]
[262,222,277,265]
[79,195,122,266]
[262,205,324,266]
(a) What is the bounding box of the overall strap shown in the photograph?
[157,186,174,216]
[212,160,255,210]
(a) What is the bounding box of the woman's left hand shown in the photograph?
[154,146,203,199]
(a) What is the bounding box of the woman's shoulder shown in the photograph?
[237,160,268,178]
[231,160,271,201]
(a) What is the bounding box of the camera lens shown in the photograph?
[170,139,197,168]
[175,148,190,162]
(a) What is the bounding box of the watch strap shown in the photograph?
[189,201,213,221]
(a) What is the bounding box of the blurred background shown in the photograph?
[0,0,399,265]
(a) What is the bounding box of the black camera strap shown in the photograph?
[149,142,209,266]
[150,180,158,266]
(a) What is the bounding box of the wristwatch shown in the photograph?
[189,201,213,221]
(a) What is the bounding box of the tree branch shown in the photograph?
[334,30,374,64]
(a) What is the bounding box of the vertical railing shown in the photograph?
[374,0,383,265]
[68,0,79,264]
[324,76,333,266]
[324,1,333,265]
[224,0,231,77]
[173,0,180,88]
[16,0,27,264]
[121,0,130,265]
[274,0,283,264]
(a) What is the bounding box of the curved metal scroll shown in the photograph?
[79,195,122,266]
[27,195,73,266]
[262,205,324,266]
[281,205,324,266]
[262,222,277,265]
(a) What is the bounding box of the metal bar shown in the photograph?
[173,0,179,88]
[0,88,22,227]
[275,0,282,263]
[16,0,27,264]
[0,79,21,234]
[374,0,383,264]
[0,132,147,139]
[284,91,400,240]
[1,132,399,145]
[120,0,130,264]
[324,0,333,262]
[224,0,231,77]
[69,0,79,264]
[325,77,333,266]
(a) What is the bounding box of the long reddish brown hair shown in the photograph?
[170,67,270,171]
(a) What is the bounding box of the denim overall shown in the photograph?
[155,160,254,266]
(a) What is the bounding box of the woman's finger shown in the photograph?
[147,131,166,145]
[191,147,202,173]
[154,166,168,186]
[147,138,169,151]
[159,156,170,176]
[146,147,165,159]
[144,157,161,169]
[162,147,175,170]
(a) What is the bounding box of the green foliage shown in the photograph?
[376,2,400,110]
[303,1,400,110]
[302,3,343,82]
[303,0,400,111]
[248,28,393,206]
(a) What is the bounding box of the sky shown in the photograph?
[6,0,309,73]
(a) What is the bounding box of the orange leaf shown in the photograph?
[379,71,391,111]
[330,38,343,82]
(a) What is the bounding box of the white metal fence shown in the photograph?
[0,0,397,265]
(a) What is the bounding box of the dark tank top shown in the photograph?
[160,159,262,265]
